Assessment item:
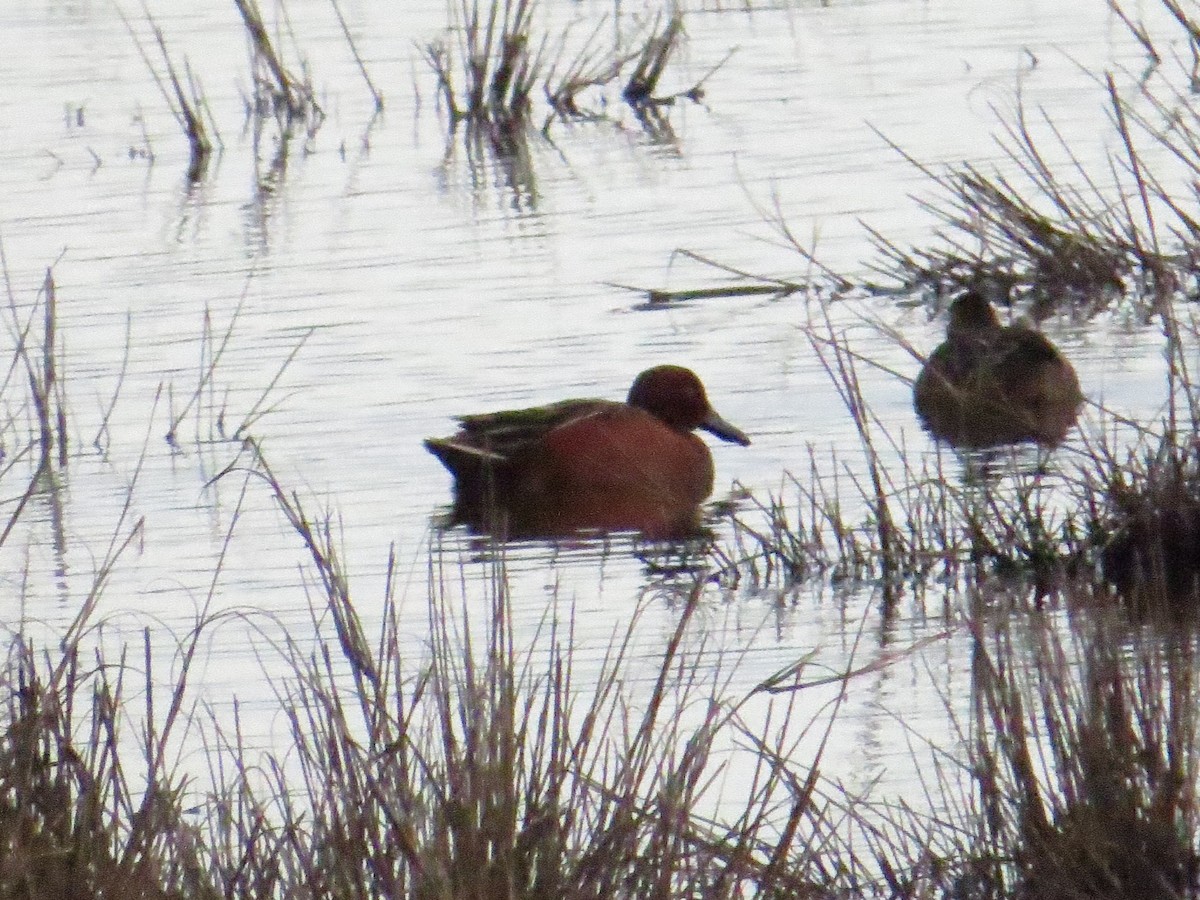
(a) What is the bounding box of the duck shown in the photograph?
[913,291,1083,448]
[425,365,750,537]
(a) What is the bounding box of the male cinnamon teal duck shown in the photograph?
[425,365,750,537]
[913,291,1083,448]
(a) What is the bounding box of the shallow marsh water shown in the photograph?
[0,0,1190,811]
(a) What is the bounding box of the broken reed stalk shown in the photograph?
[643,284,787,304]
[232,326,312,439]
[487,0,540,119]
[234,0,296,109]
[464,0,542,126]
[542,7,721,127]
[620,9,730,109]
[23,276,53,474]
[423,39,458,116]
[623,10,683,105]
[150,23,214,182]
[1,261,68,476]
[42,269,66,470]
[233,0,323,127]
[542,14,624,120]
[608,247,812,308]
[329,0,383,111]
[241,438,375,681]
[118,4,214,181]
[1105,0,1161,65]
[1161,0,1200,64]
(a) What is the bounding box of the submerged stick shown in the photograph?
[609,282,794,305]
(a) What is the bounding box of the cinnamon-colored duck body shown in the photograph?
[914,292,1084,449]
[425,365,750,538]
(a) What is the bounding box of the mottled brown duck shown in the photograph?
[913,291,1083,449]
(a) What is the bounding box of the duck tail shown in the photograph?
[424,437,506,474]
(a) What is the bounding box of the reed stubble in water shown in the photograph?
[5,2,1200,895]
[0,308,1198,897]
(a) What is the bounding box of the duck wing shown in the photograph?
[992,326,1064,368]
[453,398,616,459]
[988,326,1083,442]
[992,328,1080,397]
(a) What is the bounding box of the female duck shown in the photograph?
[425,365,750,537]
[913,291,1083,448]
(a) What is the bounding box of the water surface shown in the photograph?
[0,0,1187,808]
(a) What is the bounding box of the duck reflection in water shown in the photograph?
[425,365,751,539]
[914,291,1084,450]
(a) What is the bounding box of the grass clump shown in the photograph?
[423,0,543,136]
[118,5,220,182]
[859,0,1200,316]
[1096,429,1200,610]
[0,634,214,900]
[964,601,1200,900]
[120,0,342,179]
[1087,309,1199,614]
[233,0,324,135]
[0,432,850,898]
[865,129,1155,314]
[423,0,722,144]
[212,449,845,897]
[797,597,1200,900]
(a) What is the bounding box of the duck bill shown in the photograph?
[701,411,751,446]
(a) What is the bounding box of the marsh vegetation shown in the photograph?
[2,0,1200,897]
